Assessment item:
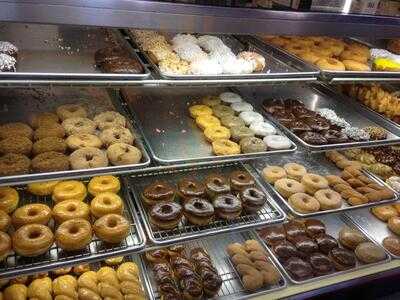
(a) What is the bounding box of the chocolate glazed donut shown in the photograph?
[229,171,255,192]
[204,174,231,198]
[177,178,206,203]
[183,198,214,226]
[142,181,175,206]
[213,194,242,220]
[240,187,267,214]
[149,201,182,230]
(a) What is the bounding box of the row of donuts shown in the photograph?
[141,170,268,229]
[0,257,145,300]
[189,92,292,156]
[0,103,142,176]
[0,175,130,259]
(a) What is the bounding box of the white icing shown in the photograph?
[171,34,198,46]
[219,92,242,104]
[0,53,16,72]
[249,121,276,137]
[341,126,370,141]
[239,111,264,125]
[263,135,291,150]
[370,48,400,63]
[316,108,350,128]
[0,41,17,54]
[231,102,253,113]
[190,58,223,75]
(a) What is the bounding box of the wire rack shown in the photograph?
[128,163,286,245]
[140,231,287,300]
[0,178,146,279]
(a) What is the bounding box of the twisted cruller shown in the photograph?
[52,274,78,300]
[78,271,101,300]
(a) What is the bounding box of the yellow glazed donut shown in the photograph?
[262,166,287,184]
[27,180,60,196]
[212,139,240,156]
[53,200,90,223]
[345,42,370,56]
[203,125,231,142]
[319,40,345,56]
[301,173,329,195]
[274,178,306,198]
[342,60,370,71]
[195,115,221,130]
[52,180,87,203]
[189,105,213,118]
[4,284,28,300]
[284,163,307,181]
[310,46,334,57]
[0,210,10,232]
[90,192,124,218]
[88,175,121,196]
[12,203,52,228]
[0,231,11,261]
[315,58,345,71]
[93,214,130,244]
[0,187,19,214]
[55,218,93,251]
[12,224,54,257]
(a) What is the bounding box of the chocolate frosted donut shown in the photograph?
[177,179,206,203]
[213,194,242,220]
[204,174,230,198]
[322,129,349,144]
[329,247,356,270]
[315,234,338,255]
[229,171,255,192]
[142,181,175,206]
[309,252,334,276]
[183,198,214,226]
[284,220,306,242]
[285,98,304,108]
[262,99,285,114]
[284,257,313,280]
[302,117,330,132]
[305,219,326,237]
[258,225,286,246]
[292,235,319,257]
[239,187,267,214]
[272,240,300,261]
[288,121,311,134]
[299,132,327,145]
[149,201,182,230]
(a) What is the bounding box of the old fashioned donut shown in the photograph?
[93,214,129,243]
[196,115,221,130]
[12,224,54,257]
[55,218,92,251]
[263,135,292,150]
[203,126,231,142]
[189,105,213,118]
[53,200,90,223]
[29,112,59,129]
[342,59,370,71]
[32,137,66,155]
[27,180,59,196]
[213,194,242,220]
[32,151,70,172]
[274,178,305,198]
[0,210,10,232]
[315,58,345,71]
[56,104,87,121]
[12,203,52,228]
[288,193,320,213]
[52,180,87,203]
[88,175,120,196]
[0,154,30,176]
[99,127,134,146]
[66,133,102,150]
[212,139,240,156]
[90,192,124,218]
[69,147,108,169]
[94,111,126,130]
[284,163,307,181]
[314,189,342,210]
[183,197,215,226]
[0,186,19,213]
[33,123,65,141]
[0,136,32,155]
[149,201,182,230]
[0,231,11,261]
[301,173,329,195]
[0,122,33,140]
[107,143,142,165]
[62,117,96,136]
[262,166,287,184]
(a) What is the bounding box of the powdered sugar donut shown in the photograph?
[231,102,253,113]
[219,92,242,104]
[239,111,263,125]
[263,135,292,150]
[249,121,276,137]
[190,58,223,75]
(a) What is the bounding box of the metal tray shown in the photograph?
[127,30,318,81]
[345,208,400,259]
[0,177,147,279]
[0,87,151,186]
[121,87,297,165]
[237,83,400,151]
[140,231,287,300]
[0,23,151,80]
[257,214,391,285]
[252,151,398,217]
[127,163,286,245]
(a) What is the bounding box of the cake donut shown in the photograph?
[34,123,65,141]
[32,137,66,155]
[0,122,33,140]
[239,111,264,125]
[88,175,121,196]
[183,197,215,226]
[288,193,320,213]
[29,112,59,129]
[203,126,231,142]
[220,115,245,128]
[231,102,253,114]
[107,143,142,165]
[213,194,242,220]
[53,200,90,223]
[212,139,240,156]
[12,203,52,228]
[249,121,276,137]
[90,192,124,218]
[284,163,307,181]
[0,210,10,232]
[314,189,342,210]
[177,178,206,202]
[0,153,31,176]
[212,105,235,118]
[274,178,305,198]
[32,151,70,172]
[262,166,287,184]
[219,92,242,104]
[62,117,96,135]
[93,214,130,243]
[204,174,231,198]
[99,127,134,146]
[142,181,176,206]
[12,224,54,257]
[229,170,255,192]
[196,115,221,130]
[201,95,221,107]
[94,111,126,130]
[149,201,182,229]
[0,186,19,213]
[69,147,108,169]
[240,187,267,214]
[263,135,292,150]
[230,126,255,142]
[56,104,87,121]
[55,218,92,251]
[0,136,32,155]
[66,133,102,150]
[52,180,87,203]
[239,136,267,153]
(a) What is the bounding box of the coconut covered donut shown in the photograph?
[69,147,108,169]
[94,111,126,130]
[99,127,134,147]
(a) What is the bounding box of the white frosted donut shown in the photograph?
[62,117,96,135]
[239,111,263,125]
[219,92,242,104]
[387,176,400,193]
[231,102,253,113]
[249,121,277,137]
[263,135,292,150]
[94,111,126,130]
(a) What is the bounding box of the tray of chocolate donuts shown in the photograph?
[257,214,390,284]
[0,175,147,279]
[254,151,397,217]
[127,163,286,245]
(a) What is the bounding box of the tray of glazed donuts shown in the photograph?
[0,87,151,185]
[140,231,287,300]
[256,214,390,284]
[0,175,146,279]
[127,163,286,245]
[253,151,397,217]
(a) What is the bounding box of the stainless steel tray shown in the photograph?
[140,231,287,300]
[127,163,286,245]
[127,31,318,81]
[345,208,400,259]
[257,214,391,285]
[121,87,297,165]
[0,177,147,279]
[239,83,400,151]
[0,23,151,80]
[0,87,151,186]
[252,151,398,217]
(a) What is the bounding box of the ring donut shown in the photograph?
[288,192,320,213]
[62,117,96,136]
[12,224,54,257]
[69,147,108,169]
[56,104,87,121]
[315,58,345,71]
[55,218,92,251]
[274,178,305,198]
[262,166,286,184]
[94,111,126,130]
[314,189,342,210]
[301,173,329,195]
[342,60,370,71]
[88,175,121,196]
[93,214,130,243]
[284,163,307,181]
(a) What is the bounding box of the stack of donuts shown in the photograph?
[141,170,268,230]
[262,35,371,71]
[0,175,130,261]
[145,245,222,299]
[0,103,143,176]
[189,91,292,156]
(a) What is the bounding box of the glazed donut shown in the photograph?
[288,193,320,213]
[319,40,345,56]
[314,189,342,210]
[0,231,11,261]
[177,178,206,202]
[142,181,176,206]
[66,133,102,150]
[88,175,121,196]
[0,210,10,232]
[229,170,255,192]
[0,122,33,140]
[183,197,215,226]
[284,44,309,56]
[27,180,60,196]
[231,102,254,114]
[69,147,108,169]
[0,153,31,176]
[53,200,90,224]
[204,174,231,198]
[203,125,231,142]
[388,216,400,235]
[93,214,130,243]
[284,163,307,181]
[56,104,87,121]
[99,127,134,146]
[189,105,213,118]
[262,166,287,184]
[149,201,183,229]
[55,218,92,251]
[62,117,96,136]
[52,180,87,203]
[342,59,370,71]
[212,139,240,156]
[297,51,320,64]
[0,186,19,213]
[90,192,124,218]
[309,45,333,58]
[33,123,65,141]
[29,112,59,129]
[32,137,66,155]
[201,95,221,107]
[315,58,345,71]
[212,105,235,118]
[32,151,70,172]
[340,49,368,63]
[240,187,267,214]
[263,135,292,150]
[12,204,52,228]
[213,194,242,220]
[301,173,329,195]
[0,136,32,155]
[196,115,221,130]
[107,143,142,165]
[12,224,54,257]
[94,111,126,130]
[274,178,305,198]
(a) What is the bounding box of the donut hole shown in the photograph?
[238,174,246,180]
[107,218,118,228]
[28,230,41,239]
[311,178,319,183]
[27,208,38,216]
[105,118,113,122]
[155,185,163,191]
[194,201,204,209]
[65,185,74,191]
[325,193,332,199]
[124,147,130,153]
[76,121,84,127]
[161,205,173,214]
[68,225,79,234]
[287,182,293,188]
